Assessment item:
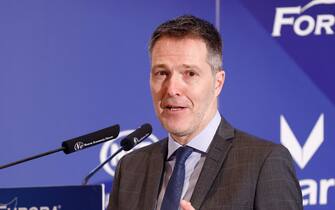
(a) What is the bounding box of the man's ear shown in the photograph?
[215,69,225,96]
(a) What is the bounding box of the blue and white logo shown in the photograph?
[280,113,335,206]
[272,0,335,37]
[280,114,324,169]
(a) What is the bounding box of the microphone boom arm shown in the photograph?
[0,147,65,170]
[82,147,123,185]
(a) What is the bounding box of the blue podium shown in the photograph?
[0,185,105,210]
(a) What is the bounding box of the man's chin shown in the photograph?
[164,125,191,138]
[159,117,193,133]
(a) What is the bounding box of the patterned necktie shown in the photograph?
[161,146,193,210]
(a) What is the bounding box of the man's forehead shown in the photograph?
[152,36,207,53]
[152,39,207,60]
[149,36,214,74]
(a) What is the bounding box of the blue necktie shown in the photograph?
[161,146,193,210]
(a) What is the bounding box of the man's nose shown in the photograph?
[165,74,182,96]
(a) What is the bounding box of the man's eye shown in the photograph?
[159,71,168,76]
[154,71,169,77]
[186,71,197,77]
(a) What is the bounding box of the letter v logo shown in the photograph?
[280,114,324,169]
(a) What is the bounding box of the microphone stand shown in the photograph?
[82,147,123,185]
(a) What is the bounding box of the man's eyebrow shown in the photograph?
[151,64,168,70]
[182,64,201,70]
[151,64,201,71]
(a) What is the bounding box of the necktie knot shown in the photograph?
[175,146,193,166]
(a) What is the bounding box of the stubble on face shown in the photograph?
[150,36,224,144]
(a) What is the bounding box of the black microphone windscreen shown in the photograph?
[62,124,120,154]
[120,123,152,151]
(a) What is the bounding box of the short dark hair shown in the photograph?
[148,15,223,71]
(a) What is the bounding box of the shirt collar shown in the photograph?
[167,111,221,159]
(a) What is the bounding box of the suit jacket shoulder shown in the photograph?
[191,118,303,210]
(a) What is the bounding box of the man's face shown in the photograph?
[150,36,224,144]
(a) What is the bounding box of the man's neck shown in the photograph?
[169,110,221,145]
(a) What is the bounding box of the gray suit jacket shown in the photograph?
[108,118,303,210]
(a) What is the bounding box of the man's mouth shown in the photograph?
[164,105,186,111]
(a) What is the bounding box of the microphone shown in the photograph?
[62,124,120,154]
[0,124,120,170]
[120,123,152,151]
[82,123,152,185]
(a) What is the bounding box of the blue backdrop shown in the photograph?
[0,0,334,209]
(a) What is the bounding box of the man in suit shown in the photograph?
[108,15,302,210]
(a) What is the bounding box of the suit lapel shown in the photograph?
[190,118,235,209]
[144,139,168,210]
